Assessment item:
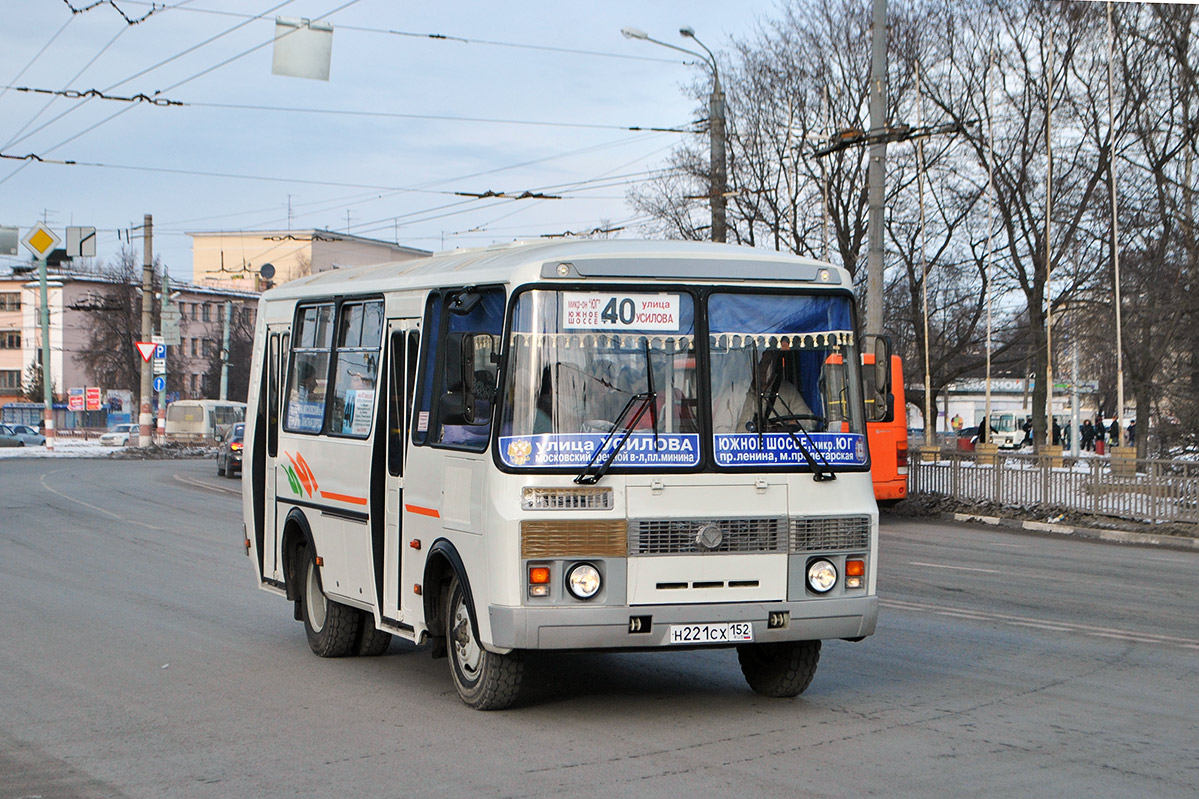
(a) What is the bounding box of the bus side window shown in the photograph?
[329,300,384,438]
[285,304,334,434]
[427,286,505,451]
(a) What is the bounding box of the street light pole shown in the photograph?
[622,26,727,242]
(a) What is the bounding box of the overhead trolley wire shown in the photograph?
[0,0,360,188]
[0,15,75,105]
[112,2,687,65]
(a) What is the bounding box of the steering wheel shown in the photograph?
[766,413,825,431]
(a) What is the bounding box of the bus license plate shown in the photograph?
[668,622,754,645]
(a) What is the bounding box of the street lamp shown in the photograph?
[622,25,727,242]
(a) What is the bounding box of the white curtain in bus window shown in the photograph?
[330,300,383,437]
[285,303,335,433]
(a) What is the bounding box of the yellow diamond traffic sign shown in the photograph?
[22,224,61,259]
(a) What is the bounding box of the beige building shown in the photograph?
[188,229,429,289]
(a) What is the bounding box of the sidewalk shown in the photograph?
[0,439,213,460]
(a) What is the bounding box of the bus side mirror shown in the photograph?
[861,334,894,423]
[463,333,497,423]
[443,332,497,426]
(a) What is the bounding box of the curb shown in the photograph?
[942,512,1199,552]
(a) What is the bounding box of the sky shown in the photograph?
[0,0,781,281]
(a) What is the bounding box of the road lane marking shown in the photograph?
[39,471,163,530]
[908,561,1002,574]
[172,472,241,495]
[883,597,1199,649]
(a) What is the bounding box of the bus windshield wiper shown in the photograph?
[575,341,657,485]
[767,393,838,482]
[746,341,836,482]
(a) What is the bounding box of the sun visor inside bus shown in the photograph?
[540,258,841,284]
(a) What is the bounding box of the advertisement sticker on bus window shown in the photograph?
[342,389,374,436]
[499,432,699,469]
[563,293,681,331]
[713,432,867,468]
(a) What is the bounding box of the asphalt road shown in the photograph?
[1,458,1197,798]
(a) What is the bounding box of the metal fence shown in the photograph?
[909,450,1199,525]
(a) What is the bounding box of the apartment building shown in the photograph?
[0,268,258,407]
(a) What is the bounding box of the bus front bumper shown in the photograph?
[487,595,878,651]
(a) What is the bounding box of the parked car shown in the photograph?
[3,419,45,443]
[99,423,139,447]
[0,423,44,446]
[0,425,23,447]
[216,422,245,478]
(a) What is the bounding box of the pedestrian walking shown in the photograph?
[1109,419,1121,447]
[1081,419,1095,451]
[1128,420,1137,447]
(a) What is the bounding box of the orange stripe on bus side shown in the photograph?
[404,504,441,518]
[318,491,369,506]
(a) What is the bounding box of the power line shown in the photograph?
[0,15,75,105]
[0,0,350,187]
[1,86,695,133]
[113,2,686,65]
[62,0,169,26]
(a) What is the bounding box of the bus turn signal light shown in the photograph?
[845,559,865,588]
[529,566,551,584]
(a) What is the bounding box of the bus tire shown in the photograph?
[737,640,821,698]
[355,612,392,656]
[299,543,359,657]
[445,574,523,710]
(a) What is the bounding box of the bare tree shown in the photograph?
[69,248,188,398]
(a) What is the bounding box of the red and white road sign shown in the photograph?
[136,341,156,362]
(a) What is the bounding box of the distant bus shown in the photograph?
[165,399,246,443]
[984,412,1026,449]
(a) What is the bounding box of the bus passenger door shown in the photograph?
[380,322,420,624]
[262,328,289,582]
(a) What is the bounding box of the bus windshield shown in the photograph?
[708,292,865,469]
[497,287,867,472]
[499,289,700,470]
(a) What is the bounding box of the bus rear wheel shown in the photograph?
[299,544,359,657]
[355,612,393,656]
[445,575,523,710]
[737,640,821,698]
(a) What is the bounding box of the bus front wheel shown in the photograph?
[445,574,523,710]
[737,640,821,698]
[299,543,359,657]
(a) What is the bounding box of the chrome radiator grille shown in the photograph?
[628,518,788,556]
[790,515,871,552]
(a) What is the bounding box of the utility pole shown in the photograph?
[219,300,232,400]
[138,214,154,448]
[706,61,727,243]
[865,0,888,338]
[157,268,169,441]
[38,255,54,451]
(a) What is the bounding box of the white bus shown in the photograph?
[241,240,880,709]
[165,399,246,443]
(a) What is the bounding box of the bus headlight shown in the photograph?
[565,563,602,599]
[806,559,838,593]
